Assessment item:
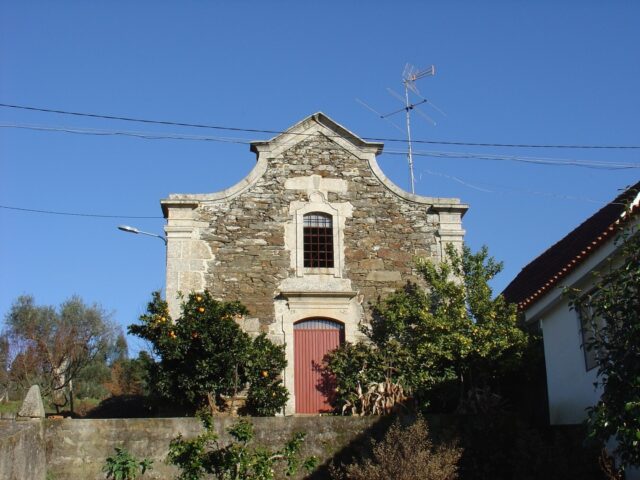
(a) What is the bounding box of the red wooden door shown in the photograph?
[294,319,344,414]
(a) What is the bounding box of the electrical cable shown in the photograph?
[2,102,639,150]
[2,123,638,171]
[0,123,252,144]
[0,204,163,219]
[385,149,640,170]
[417,169,624,204]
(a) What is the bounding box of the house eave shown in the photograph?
[503,183,640,312]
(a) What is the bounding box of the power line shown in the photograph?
[0,103,277,135]
[2,102,639,150]
[3,123,639,171]
[417,169,620,204]
[2,177,624,222]
[418,169,494,193]
[386,149,640,170]
[0,123,251,145]
[0,204,163,219]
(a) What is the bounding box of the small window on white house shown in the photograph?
[578,300,606,371]
[303,213,334,268]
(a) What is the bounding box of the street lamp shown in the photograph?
[117,225,167,245]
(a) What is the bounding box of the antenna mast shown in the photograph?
[402,64,435,194]
[357,64,438,194]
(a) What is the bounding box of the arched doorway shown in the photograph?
[294,318,345,414]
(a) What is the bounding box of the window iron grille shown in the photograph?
[303,213,334,268]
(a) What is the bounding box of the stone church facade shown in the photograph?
[161,113,468,414]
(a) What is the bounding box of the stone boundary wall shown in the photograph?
[45,416,381,480]
[0,419,46,480]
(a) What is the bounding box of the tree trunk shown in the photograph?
[69,380,74,414]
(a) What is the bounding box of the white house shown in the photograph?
[503,181,639,424]
[503,182,639,477]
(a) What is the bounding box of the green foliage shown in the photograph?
[167,413,318,480]
[74,332,135,401]
[85,394,155,418]
[0,400,21,414]
[570,226,640,470]
[3,295,118,411]
[324,342,389,413]
[128,291,288,415]
[74,358,111,399]
[0,336,10,401]
[331,416,461,480]
[110,333,129,365]
[325,245,528,412]
[102,446,152,480]
[104,351,154,398]
[243,335,289,416]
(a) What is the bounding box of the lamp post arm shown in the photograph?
[137,230,167,245]
[117,225,167,245]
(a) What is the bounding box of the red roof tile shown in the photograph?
[502,181,640,310]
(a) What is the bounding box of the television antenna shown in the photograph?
[357,63,443,194]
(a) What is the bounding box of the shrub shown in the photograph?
[102,447,152,480]
[86,395,156,418]
[331,416,461,480]
[105,352,153,397]
[167,413,317,480]
[325,245,528,414]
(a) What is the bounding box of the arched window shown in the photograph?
[303,212,334,268]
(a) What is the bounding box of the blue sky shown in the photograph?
[1,2,638,354]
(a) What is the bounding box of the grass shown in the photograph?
[0,395,106,416]
[0,400,21,414]
[72,397,102,416]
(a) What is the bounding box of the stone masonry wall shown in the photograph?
[195,133,440,328]
[0,419,46,480]
[45,416,379,480]
[162,115,466,413]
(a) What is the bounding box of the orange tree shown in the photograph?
[128,291,288,416]
[325,245,528,413]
